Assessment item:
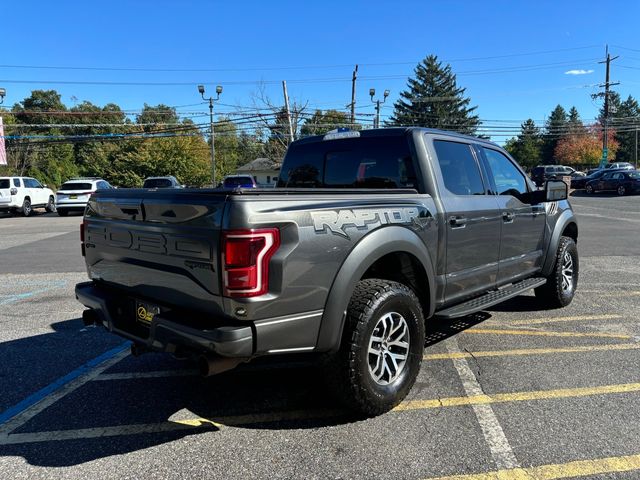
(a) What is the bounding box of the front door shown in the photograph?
[478,147,547,284]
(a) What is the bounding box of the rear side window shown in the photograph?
[278,136,418,190]
[0,179,9,189]
[60,182,92,191]
[433,140,485,195]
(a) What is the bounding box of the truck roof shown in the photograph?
[292,127,500,149]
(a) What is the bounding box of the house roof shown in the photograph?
[236,157,281,172]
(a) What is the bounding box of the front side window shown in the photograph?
[482,147,528,197]
[433,140,485,196]
[13,178,20,187]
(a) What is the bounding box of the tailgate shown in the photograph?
[84,189,227,314]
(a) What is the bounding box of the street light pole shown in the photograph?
[369,88,389,129]
[198,84,223,185]
[0,88,6,104]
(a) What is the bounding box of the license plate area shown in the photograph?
[69,194,78,199]
[135,300,161,325]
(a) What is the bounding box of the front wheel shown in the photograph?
[57,208,68,217]
[46,196,56,212]
[585,184,594,194]
[535,236,579,308]
[617,185,626,196]
[21,198,32,217]
[323,279,425,416]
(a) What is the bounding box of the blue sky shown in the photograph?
[2,0,639,141]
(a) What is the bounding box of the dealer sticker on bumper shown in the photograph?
[136,301,160,324]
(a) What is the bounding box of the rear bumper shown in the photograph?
[75,282,253,357]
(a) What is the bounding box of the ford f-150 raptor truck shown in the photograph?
[76,128,578,416]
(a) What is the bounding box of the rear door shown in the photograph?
[0,178,12,207]
[429,137,502,303]
[478,146,546,283]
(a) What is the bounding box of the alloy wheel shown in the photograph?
[368,312,410,385]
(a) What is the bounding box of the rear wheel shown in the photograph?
[46,196,56,212]
[617,185,626,196]
[585,184,594,194]
[21,198,32,217]
[57,208,68,217]
[323,279,425,416]
[535,236,578,308]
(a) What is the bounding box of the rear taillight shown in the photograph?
[222,228,280,297]
[10,188,17,196]
[80,220,86,256]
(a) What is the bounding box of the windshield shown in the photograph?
[59,182,92,191]
[0,179,10,189]
[143,178,173,188]
[224,177,254,187]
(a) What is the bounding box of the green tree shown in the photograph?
[567,106,586,135]
[212,118,240,182]
[136,104,179,132]
[504,119,543,168]
[388,55,480,134]
[610,95,640,163]
[542,105,567,163]
[300,109,351,136]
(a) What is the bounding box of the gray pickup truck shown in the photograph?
[76,128,578,416]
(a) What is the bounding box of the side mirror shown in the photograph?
[545,180,567,201]
[42,184,48,188]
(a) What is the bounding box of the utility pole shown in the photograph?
[282,81,294,143]
[349,65,358,127]
[596,45,619,168]
[635,127,638,169]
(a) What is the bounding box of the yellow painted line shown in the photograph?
[491,314,622,326]
[3,382,640,445]
[426,452,640,480]
[394,382,640,412]
[463,328,631,339]
[423,343,640,360]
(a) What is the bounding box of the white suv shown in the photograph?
[0,176,56,216]
[56,178,114,216]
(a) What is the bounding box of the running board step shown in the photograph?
[434,277,547,319]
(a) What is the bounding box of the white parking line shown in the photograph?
[0,346,129,438]
[445,337,519,470]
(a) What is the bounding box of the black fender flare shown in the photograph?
[542,209,578,276]
[315,226,436,352]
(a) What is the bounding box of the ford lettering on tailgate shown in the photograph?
[86,225,212,261]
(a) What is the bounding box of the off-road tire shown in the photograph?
[21,198,32,217]
[46,196,56,213]
[323,279,425,416]
[535,236,578,308]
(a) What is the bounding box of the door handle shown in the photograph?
[502,211,515,223]
[449,215,467,228]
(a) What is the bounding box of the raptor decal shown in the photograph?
[311,207,423,238]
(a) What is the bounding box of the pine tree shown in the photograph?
[609,95,640,163]
[388,55,480,135]
[567,107,586,135]
[504,119,543,168]
[542,105,567,163]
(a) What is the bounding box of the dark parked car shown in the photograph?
[571,168,625,190]
[531,165,581,187]
[222,175,257,188]
[585,170,640,195]
[142,176,183,189]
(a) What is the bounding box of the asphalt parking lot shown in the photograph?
[1,194,639,480]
